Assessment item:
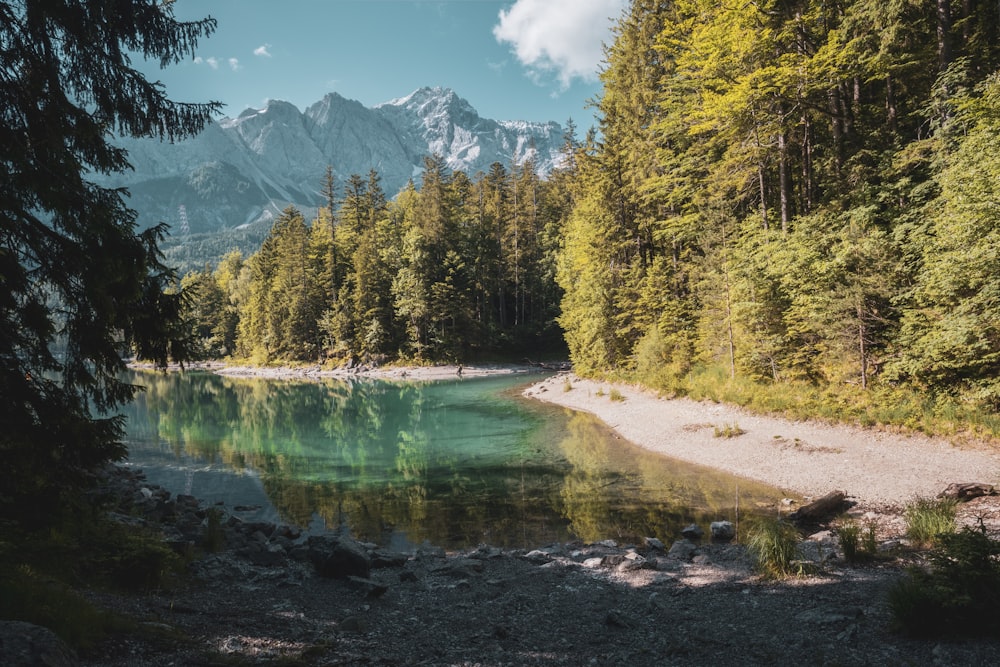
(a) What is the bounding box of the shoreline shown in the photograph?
[523,373,1000,510]
[129,360,565,382]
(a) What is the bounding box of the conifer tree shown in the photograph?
[0,0,219,520]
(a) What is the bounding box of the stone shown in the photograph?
[0,621,78,667]
[371,549,409,569]
[710,521,736,542]
[667,539,698,561]
[604,609,635,628]
[307,535,371,579]
[523,549,553,564]
[645,537,665,551]
[681,524,704,540]
[347,575,389,598]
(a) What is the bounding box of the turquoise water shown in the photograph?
[122,371,787,549]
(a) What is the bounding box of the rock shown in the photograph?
[582,557,604,569]
[339,615,369,633]
[938,482,996,501]
[0,621,78,667]
[307,535,371,579]
[667,539,698,561]
[371,549,409,569]
[795,607,864,625]
[243,543,287,567]
[347,575,389,598]
[710,521,736,542]
[604,609,635,628]
[681,524,704,540]
[645,537,665,551]
[523,549,553,564]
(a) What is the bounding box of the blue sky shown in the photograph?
[145,0,627,127]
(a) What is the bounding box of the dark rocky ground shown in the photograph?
[22,467,1000,666]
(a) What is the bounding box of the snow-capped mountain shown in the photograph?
[101,87,565,270]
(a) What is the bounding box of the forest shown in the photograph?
[182,0,1000,424]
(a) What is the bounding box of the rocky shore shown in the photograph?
[12,465,996,666]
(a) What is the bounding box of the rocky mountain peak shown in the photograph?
[106,88,566,272]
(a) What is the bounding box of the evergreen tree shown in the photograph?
[0,0,218,521]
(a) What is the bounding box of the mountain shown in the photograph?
[100,87,566,272]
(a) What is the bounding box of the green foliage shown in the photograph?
[189,155,568,365]
[552,0,1000,428]
[837,521,863,563]
[836,518,881,563]
[889,523,1000,638]
[609,388,625,402]
[713,423,746,439]
[0,0,218,526]
[746,517,803,579]
[904,497,958,547]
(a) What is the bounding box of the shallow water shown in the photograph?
[122,370,787,549]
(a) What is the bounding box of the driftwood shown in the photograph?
[938,482,996,501]
[789,490,847,523]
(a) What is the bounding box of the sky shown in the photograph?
[144,0,628,127]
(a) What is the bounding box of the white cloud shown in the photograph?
[493,0,626,88]
[205,56,220,70]
[228,57,241,71]
[254,44,272,58]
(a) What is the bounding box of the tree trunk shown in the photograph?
[937,0,953,71]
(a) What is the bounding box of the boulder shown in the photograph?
[710,521,736,542]
[681,524,704,540]
[0,621,78,667]
[307,535,371,579]
[667,539,698,561]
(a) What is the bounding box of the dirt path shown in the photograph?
[524,374,1000,508]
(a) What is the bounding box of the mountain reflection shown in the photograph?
[123,371,787,548]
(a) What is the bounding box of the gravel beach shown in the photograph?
[523,373,1000,509]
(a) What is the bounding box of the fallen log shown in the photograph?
[789,490,847,523]
[937,482,996,501]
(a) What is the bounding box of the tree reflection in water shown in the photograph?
[123,371,788,548]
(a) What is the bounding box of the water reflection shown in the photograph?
[123,371,788,549]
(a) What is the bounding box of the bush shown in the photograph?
[837,521,862,563]
[747,517,802,578]
[889,523,1000,637]
[609,388,625,402]
[713,423,746,438]
[904,497,957,547]
[836,517,882,563]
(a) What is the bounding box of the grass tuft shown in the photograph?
[713,422,746,438]
[904,497,957,547]
[746,517,802,578]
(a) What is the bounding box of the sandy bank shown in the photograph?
[524,373,1000,509]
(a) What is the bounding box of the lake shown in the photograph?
[122,370,788,549]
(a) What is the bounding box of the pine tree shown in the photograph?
[0,0,219,521]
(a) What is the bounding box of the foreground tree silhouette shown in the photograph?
[0,1,219,524]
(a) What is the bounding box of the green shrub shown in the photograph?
[747,517,802,578]
[904,497,957,547]
[713,422,746,438]
[562,378,573,392]
[837,521,862,563]
[889,523,1000,637]
[836,517,882,562]
[609,388,625,402]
